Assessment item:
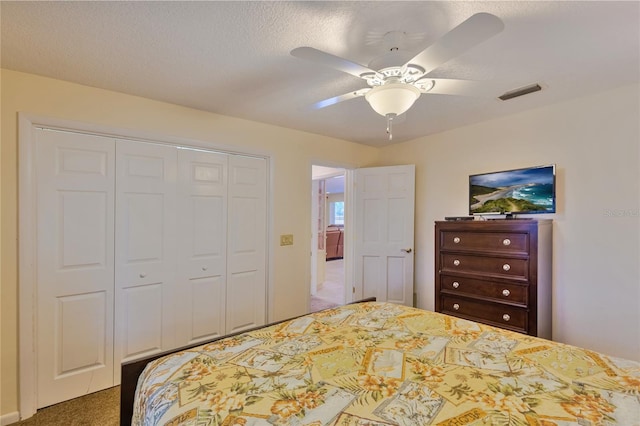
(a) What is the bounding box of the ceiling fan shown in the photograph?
[291,13,504,140]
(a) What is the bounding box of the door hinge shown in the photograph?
[352,287,355,294]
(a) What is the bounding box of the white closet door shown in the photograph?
[175,148,228,346]
[35,129,115,408]
[114,140,177,381]
[226,155,267,333]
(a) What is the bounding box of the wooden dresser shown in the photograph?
[435,220,552,338]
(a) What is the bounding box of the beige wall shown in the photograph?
[0,69,379,416]
[2,69,639,418]
[378,83,640,362]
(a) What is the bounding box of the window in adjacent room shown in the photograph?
[330,201,344,225]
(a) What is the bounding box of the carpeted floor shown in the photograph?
[310,258,344,311]
[9,386,119,426]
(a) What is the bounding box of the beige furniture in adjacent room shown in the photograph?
[325,225,344,260]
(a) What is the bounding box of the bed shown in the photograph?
[121,301,640,425]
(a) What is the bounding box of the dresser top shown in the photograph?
[435,218,552,230]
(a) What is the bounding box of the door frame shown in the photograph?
[18,113,273,419]
[310,164,354,309]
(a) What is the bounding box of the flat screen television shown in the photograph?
[469,164,556,215]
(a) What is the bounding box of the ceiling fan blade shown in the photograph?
[291,47,380,79]
[426,78,500,97]
[406,13,504,75]
[313,88,370,109]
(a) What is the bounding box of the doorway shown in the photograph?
[311,166,345,311]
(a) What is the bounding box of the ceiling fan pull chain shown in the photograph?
[386,114,394,141]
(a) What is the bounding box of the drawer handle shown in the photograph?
[453,237,461,244]
[503,314,511,322]
[202,266,208,271]
[139,273,147,278]
[452,281,460,289]
[502,289,510,297]
[453,303,460,310]
[453,259,460,266]
[502,263,511,271]
[503,238,511,246]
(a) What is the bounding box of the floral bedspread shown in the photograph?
[133,302,640,425]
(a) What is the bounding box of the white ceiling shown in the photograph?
[312,166,345,193]
[2,1,639,147]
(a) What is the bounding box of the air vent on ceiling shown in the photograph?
[498,83,542,101]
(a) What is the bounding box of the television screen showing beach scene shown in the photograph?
[469,165,556,214]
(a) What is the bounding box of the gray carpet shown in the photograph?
[9,386,119,426]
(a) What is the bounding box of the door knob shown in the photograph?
[401,248,412,253]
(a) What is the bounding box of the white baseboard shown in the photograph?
[0,412,20,426]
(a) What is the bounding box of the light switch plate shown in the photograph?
[280,234,293,246]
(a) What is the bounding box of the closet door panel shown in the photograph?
[114,140,177,381]
[35,129,115,408]
[176,149,228,346]
[189,276,225,341]
[226,156,267,333]
[121,283,163,356]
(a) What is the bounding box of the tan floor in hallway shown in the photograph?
[311,258,344,311]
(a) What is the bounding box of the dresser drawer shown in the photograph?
[440,253,529,280]
[440,231,529,255]
[440,295,528,333]
[440,275,527,305]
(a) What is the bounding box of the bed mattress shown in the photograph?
[133,302,640,425]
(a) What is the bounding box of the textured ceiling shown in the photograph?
[2,1,639,147]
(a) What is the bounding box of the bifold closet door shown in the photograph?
[33,130,268,403]
[175,148,228,346]
[226,155,267,333]
[113,140,177,381]
[35,129,115,408]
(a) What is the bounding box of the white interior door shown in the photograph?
[114,140,177,380]
[35,129,115,408]
[176,148,228,346]
[353,165,415,306]
[226,155,267,333]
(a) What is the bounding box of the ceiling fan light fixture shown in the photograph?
[364,83,421,116]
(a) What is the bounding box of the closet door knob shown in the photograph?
[401,248,412,253]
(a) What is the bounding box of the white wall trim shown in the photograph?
[18,114,38,419]
[17,112,274,419]
[0,411,20,426]
[343,169,355,304]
